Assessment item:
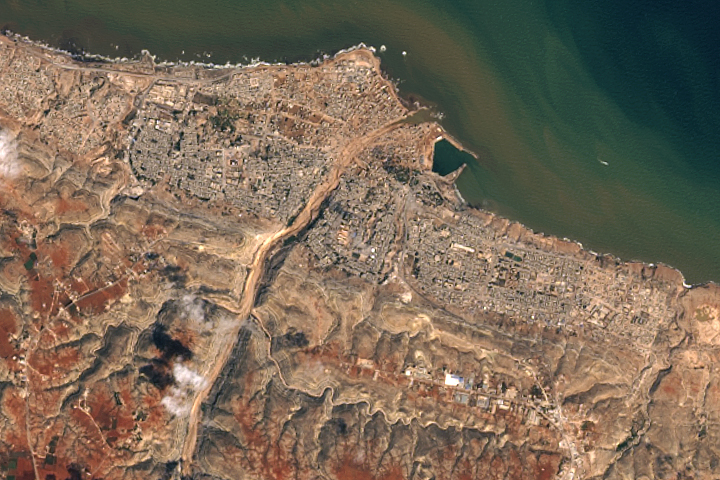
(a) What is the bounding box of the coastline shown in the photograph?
[428,132,712,291]
[3,29,384,75]
[4,0,720,286]
[2,27,720,480]
[3,29,715,291]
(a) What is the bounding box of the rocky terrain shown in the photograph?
[0,34,719,480]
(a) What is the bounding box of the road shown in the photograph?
[179,117,408,474]
[2,36,409,475]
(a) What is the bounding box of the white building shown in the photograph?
[444,373,463,387]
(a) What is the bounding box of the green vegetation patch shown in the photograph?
[210,99,240,133]
[694,306,716,323]
[23,252,37,271]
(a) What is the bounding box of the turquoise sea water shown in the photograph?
[1,0,718,283]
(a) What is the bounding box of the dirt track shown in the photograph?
[179,117,408,472]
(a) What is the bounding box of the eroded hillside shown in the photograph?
[0,35,719,480]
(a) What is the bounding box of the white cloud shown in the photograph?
[160,388,191,416]
[0,131,20,180]
[160,363,208,417]
[178,294,239,336]
[173,363,207,390]
[215,315,239,336]
[179,294,206,324]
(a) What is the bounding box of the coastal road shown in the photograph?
[2,36,411,474]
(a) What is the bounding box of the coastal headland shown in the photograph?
[0,34,719,480]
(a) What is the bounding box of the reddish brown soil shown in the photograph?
[74,278,127,315]
[535,453,560,480]
[1,385,29,446]
[85,386,135,444]
[55,197,88,215]
[141,224,166,240]
[232,398,296,479]
[46,243,71,272]
[0,309,17,358]
[27,272,56,317]
[332,453,405,480]
[12,455,35,480]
